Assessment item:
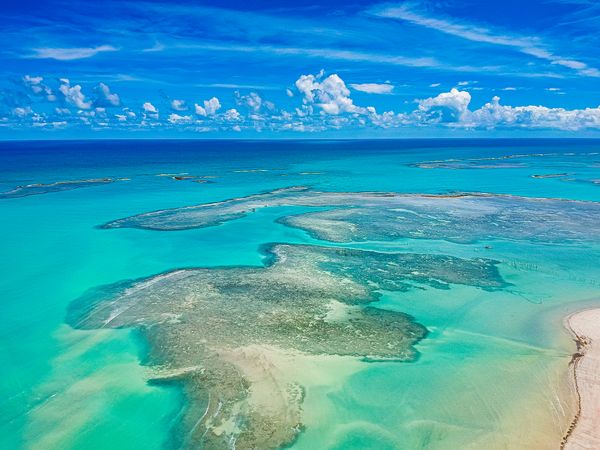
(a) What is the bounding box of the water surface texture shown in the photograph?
[1,139,600,450]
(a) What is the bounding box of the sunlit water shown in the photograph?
[1,139,599,449]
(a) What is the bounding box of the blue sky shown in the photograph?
[2,0,600,138]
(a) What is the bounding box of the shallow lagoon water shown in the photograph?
[1,139,600,449]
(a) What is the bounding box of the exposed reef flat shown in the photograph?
[0,178,120,199]
[67,243,507,449]
[410,152,600,170]
[100,187,600,243]
[415,162,526,169]
[156,173,218,183]
[562,308,600,450]
[532,173,571,179]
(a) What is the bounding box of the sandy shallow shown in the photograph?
[563,308,600,450]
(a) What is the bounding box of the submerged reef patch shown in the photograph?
[0,178,120,199]
[67,243,507,449]
[409,152,600,170]
[101,187,600,243]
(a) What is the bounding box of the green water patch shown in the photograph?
[66,243,507,449]
[21,326,184,450]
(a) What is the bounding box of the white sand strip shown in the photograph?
[562,308,600,450]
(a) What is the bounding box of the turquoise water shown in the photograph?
[1,139,599,449]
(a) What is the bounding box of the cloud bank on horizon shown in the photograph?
[1,0,599,137]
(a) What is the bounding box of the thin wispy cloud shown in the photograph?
[195,83,281,90]
[350,83,394,94]
[176,43,440,69]
[370,3,600,77]
[26,45,118,60]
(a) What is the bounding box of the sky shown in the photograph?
[1,0,600,138]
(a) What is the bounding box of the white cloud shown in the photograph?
[7,71,600,134]
[143,42,166,53]
[429,83,441,87]
[142,102,159,119]
[223,108,241,121]
[414,88,600,130]
[188,43,439,69]
[235,92,275,113]
[168,113,192,123]
[27,45,118,60]
[95,83,120,106]
[236,92,262,112]
[286,88,294,97]
[59,80,92,109]
[23,75,43,86]
[295,72,368,115]
[194,104,206,116]
[204,97,221,115]
[171,99,187,111]
[417,88,471,121]
[13,106,33,117]
[23,75,55,101]
[371,4,600,78]
[194,97,221,116]
[552,59,586,70]
[464,96,600,130]
[350,83,394,94]
[143,102,157,113]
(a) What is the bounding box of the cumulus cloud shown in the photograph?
[236,92,261,112]
[415,88,600,130]
[22,75,55,101]
[13,106,33,117]
[463,96,600,130]
[223,108,241,121]
[143,102,158,113]
[235,92,275,113]
[94,83,120,107]
[142,102,159,119]
[171,99,187,111]
[168,113,192,123]
[23,75,43,86]
[238,92,262,111]
[295,72,368,115]
[5,71,600,134]
[350,83,394,94]
[59,79,92,109]
[417,88,471,121]
[194,97,221,116]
